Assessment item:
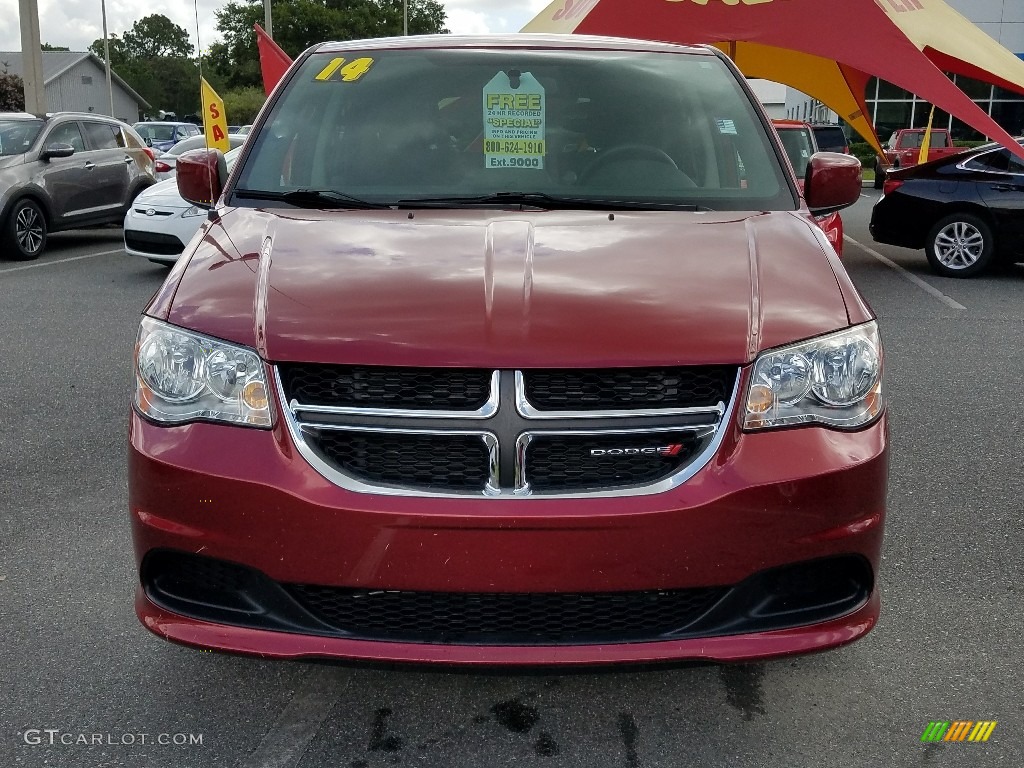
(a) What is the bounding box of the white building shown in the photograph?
[748,79,788,120]
[0,51,149,122]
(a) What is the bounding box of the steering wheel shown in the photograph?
[581,144,679,182]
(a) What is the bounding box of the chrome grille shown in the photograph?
[522,367,734,411]
[280,364,493,411]
[306,429,493,492]
[523,431,706,492]
[278,366,738,498]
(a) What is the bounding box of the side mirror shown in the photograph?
[177,148,228,209]
[804,153,862,216]
[41,143,75,161]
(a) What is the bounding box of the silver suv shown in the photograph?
[0,112,157,260]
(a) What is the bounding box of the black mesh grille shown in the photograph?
[525,432,702,491]
[285,585,727,644]
[306,430,490,491]
[523,367,734,411]
[280,365,491,410]
[125,230,185,255]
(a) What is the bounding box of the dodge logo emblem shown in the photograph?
[590,444,683,457]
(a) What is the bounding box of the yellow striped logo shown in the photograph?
[921,721,997,743]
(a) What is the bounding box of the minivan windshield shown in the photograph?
[134,124,178,142]
[0,119,44,156]
[234,48,794,211]
[776,126,815,178]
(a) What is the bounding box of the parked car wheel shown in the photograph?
[925,212,994,278]
[3,198,47,260]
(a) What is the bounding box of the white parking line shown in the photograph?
[0,248,124,275]
[243,668,347,768]
[844,234,967,311]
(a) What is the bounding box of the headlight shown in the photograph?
[134,317,272,427]
[182,205,204,218]
[744,321,883,430]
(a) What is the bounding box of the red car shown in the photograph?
[772,119,845,255]
[130,35,885,666]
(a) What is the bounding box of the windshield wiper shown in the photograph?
[395,192,710,212]
[234,188,392,209]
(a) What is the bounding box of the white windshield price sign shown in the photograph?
[483,71,546,170]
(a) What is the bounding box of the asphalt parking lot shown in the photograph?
[1,194,1022,767]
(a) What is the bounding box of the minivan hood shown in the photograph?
[156,207,852,367]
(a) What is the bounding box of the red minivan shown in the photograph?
[129,35,884,666]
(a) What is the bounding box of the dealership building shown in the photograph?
[784,0,1024,140]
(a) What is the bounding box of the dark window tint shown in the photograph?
[964,149,1010,173]
[83,122,120,150]
[46,122,86,152]
[812,126,848,152]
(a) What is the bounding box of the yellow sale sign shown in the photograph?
[201,78,229,152]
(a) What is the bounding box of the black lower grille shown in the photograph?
[285,585,727,644]
[305,429,490,491]
[143,551,873,647]
[523,367,735,411]
[526,432,703,491]
[124,230,184,255]
[280,365,492,410]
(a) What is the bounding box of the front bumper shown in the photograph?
[129,403,888,665]
[123,205,200,263]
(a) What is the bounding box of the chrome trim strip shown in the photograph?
[514,370,728,419]
[286,369,500,420]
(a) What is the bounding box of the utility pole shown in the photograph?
[17,0,46,114]
[101,0,114,116]
[263,0,273,39]
[403,0,408,35]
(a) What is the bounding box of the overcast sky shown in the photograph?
[0,0,552,56]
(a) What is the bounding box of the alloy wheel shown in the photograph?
[933,221,984,270]
[15,205,44,255]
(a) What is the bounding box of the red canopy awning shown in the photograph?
[524,0,1024,159]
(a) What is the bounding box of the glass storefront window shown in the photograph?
[990,101,1024,136]
[955,75,993,100]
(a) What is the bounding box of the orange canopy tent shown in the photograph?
[522,0,1024,160]
[711,42,882,156]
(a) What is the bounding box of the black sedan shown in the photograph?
[870,140,1024,277]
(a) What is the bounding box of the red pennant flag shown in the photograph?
[255,23,292,96]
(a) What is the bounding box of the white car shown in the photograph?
[153,134,246,181]
[124,147,241,264]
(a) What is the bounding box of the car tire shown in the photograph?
[925,212,995,278]
[123,184,147,217]
[2,198,47,260]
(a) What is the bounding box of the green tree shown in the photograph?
[211,0,447,89]
[0,69,25,111]
[121,14,195,59]
[40,43,70,51]
[222,86,267,124]
[89,34,128,68]
[89,16,202,118]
